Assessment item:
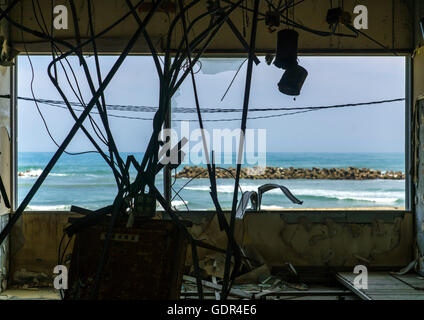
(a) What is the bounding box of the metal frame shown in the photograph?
[10,58,17,212]
[406,55,413,211]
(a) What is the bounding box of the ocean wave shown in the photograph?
[171,200,188,207]
[156,200,189,209]
[85,174,101,178]
[27,204,71,211]
[260,205,286,210]
[291,189,403,204]
[185,185,404,204]
[18,169,69,178]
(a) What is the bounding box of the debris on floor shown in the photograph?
[183,244,311,300]
[12,268,52,289]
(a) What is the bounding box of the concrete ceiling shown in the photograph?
[4,0,418,55]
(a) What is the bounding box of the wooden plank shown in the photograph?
[391,274,424,290]
[336,272,424,300]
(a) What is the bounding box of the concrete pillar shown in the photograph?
[0,0,17,293]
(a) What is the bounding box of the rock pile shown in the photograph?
[175,166,405,180]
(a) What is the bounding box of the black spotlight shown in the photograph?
[278,65,308,96]
[273,29,308,96]
[274,29,299,69]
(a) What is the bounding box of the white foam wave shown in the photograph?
[156,200,189,209]
[260,205,286,210]
[186,185,260,193]
[18,169,43,178]
[18,169,69,178]
[292,189,403,204]
[185,185,403,204]
[171,200,188,207]
[27,205,71,211]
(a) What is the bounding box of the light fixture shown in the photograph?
[274,29,299,69]
[273,29,308,96]
[278,65,308,96]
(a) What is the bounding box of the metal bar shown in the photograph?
[173,4,244,285]
[176,0,206,298]
[405,56,412,211]
[131,0,202,185]
[335,273,372,300]
[222,0,260,300]
[87,0,121,187]
[69,0,127,180]
[170,0,246,95]
[226,18,260,65]
[11,57,17,211]
[164,102,172,207]
[44,50,124,182]
[125,0,164,81]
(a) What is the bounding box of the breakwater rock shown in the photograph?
[175,166,405,180]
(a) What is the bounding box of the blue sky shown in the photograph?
[17,55,406,153]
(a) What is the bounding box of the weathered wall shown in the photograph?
[412,94,424,274]
[188,211,413,270]
[10,210,413,285]
[10,212,78,286]
[0,65,14,293]
[413,48,424,102]
[411,4,424,271]
[8,0,415,54]
[0,0,16,293]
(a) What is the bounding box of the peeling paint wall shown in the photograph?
[412,95,424,274]
[187,212,413,270]
[412,40,424,274]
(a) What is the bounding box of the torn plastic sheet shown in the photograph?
[200,58,246,75]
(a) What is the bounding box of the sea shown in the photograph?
[18,152,406,211]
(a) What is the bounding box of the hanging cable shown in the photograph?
[21,3,97,156]
[9,95,405,122]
